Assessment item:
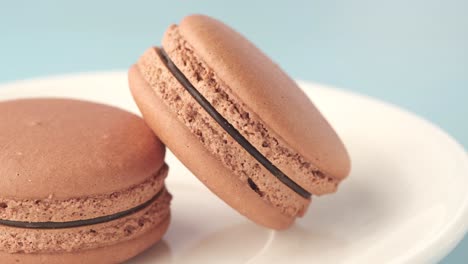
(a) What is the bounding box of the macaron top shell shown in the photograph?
[170,15,350,179]
[0,98,165,199]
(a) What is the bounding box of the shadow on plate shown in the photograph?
[174,222,348,264]
[176,222,272,264]
[126,240,172,264]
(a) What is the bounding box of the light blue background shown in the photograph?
[1,1,467,262]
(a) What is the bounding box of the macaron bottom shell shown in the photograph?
[0,190,170,263]
[0,216,170,264]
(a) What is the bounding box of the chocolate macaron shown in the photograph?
[0,99,171,263]
[129,15,350,229]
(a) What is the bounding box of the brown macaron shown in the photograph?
[0,99,171,263]
[129,14,350,230]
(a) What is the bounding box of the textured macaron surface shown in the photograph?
[0,165,168,223]
[0,98,167,221]
[0,98,171,255]
[169,15,350,182]
[0,98,165,198]
[162,23,342,197]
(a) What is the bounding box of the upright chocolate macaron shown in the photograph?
[129,15,350,229]
[0,99,171,263]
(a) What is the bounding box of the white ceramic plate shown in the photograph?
[0,72,467,264]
